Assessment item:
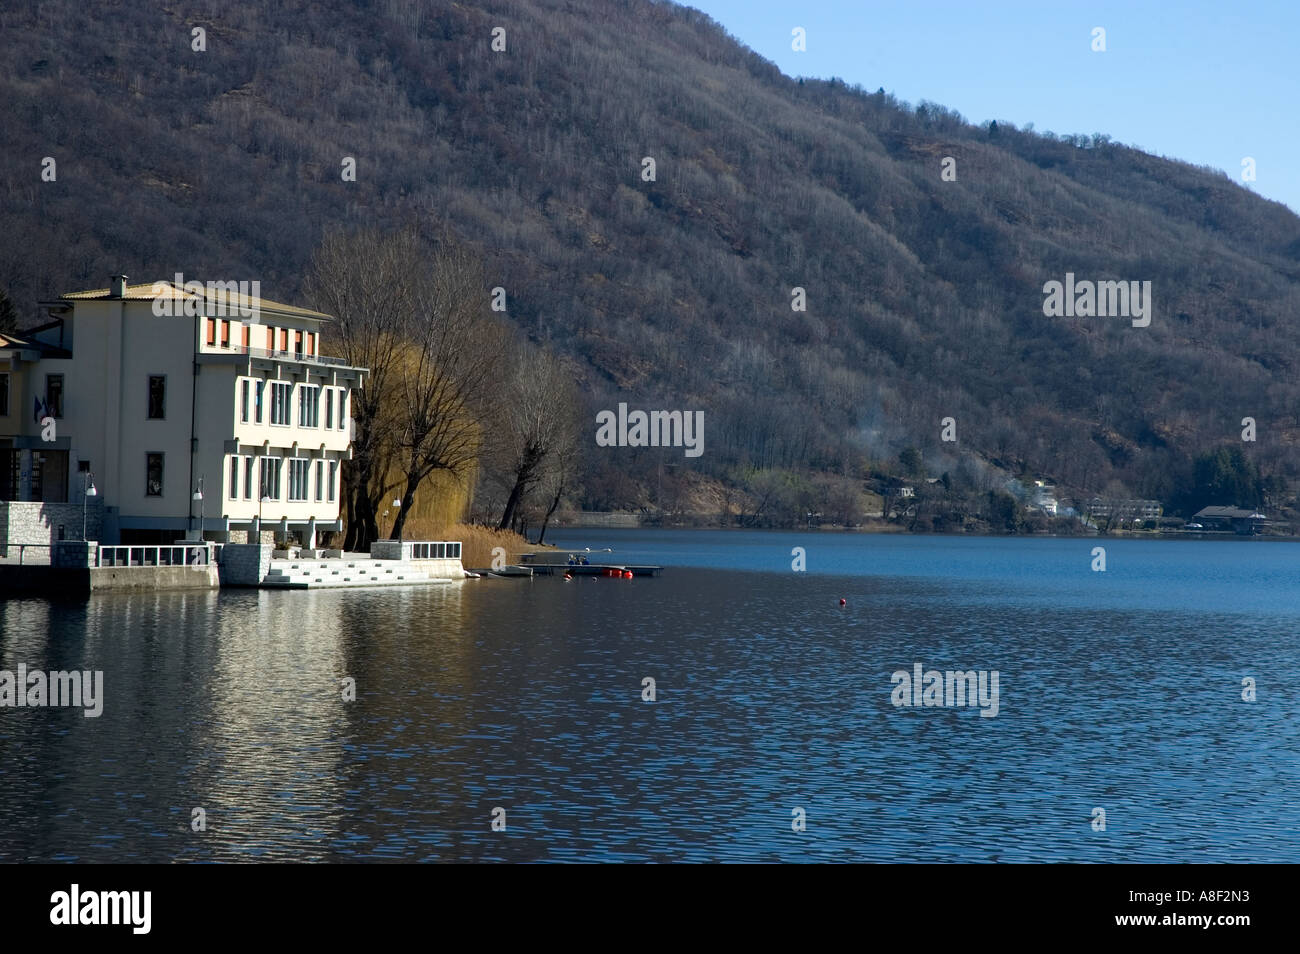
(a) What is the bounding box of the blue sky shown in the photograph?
[685,0,1300,214]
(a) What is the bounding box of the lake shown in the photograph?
[1,530,1296,862]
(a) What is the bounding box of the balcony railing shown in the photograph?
[214,345,353,368]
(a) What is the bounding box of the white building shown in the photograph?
[1030,480,1058,516]
[3,276,366,547]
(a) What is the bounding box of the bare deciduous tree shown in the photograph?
[491,346,582,533]
[389,241,507,540]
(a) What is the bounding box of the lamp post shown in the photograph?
[192,476,204,540]
[82,471,97,541]
[393,498,402,542]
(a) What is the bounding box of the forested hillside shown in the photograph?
[4,0,1300,522]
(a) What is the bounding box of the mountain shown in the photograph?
[4,0,1300,520]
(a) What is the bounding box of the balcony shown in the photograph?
[225,345,353,368]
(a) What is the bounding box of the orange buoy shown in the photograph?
[839,598,847,607]
[623,570,633,579]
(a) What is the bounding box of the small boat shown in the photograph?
[489,565,534,578]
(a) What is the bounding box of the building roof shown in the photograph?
[1194,506,1265,519]
[54,280,332,321]
[0,329,72,358]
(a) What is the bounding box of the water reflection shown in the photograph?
[2,539,1299,862]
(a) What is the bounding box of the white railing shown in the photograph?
[228,346,352,367]
[409,542,461,560]
[98,543,214,568]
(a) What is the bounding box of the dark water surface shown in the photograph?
[2,530,1297,862]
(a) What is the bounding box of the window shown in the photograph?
[270,383,292,425]
[259,456,281,500]
[337,389,347,429]
[307,332,315,356]
[315,460,324,501]
[229,456,239,499]
[206,319,216,346]
[298,385,319,428]
[45,374,64,418]
[0,373,8,416]
[243,456,254,500]
[146,452,164,496]
[221,320,231,348]
[147,375,166,419]
[242,324,250,349]
[324,389,333,429]
[294,330,303,355]
[240,379,249,423]
[288,458,310,501]
[254,380,265,423]
[328,460,337,502]
[279,328,289,352]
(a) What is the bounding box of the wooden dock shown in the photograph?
[526,563,662,577]
[517,549,663,578]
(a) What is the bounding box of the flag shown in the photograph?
[33,396,44,424]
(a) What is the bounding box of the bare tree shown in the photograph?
[304,227,422,550]
[389,241,507,540]
[492,346,582,532]
[535,426,581,545]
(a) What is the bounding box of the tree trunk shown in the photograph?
[536,481,564,545]
[390,480,418,540]
[497,476,528,531]
[343,469,358,550]
[354,489,378,552]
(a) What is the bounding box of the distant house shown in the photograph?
[1192,506,1268,535]
[1029,481,1058,516]
[1085,497,1162,521]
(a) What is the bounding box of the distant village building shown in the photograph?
[1029,481,1058,516]
[1191,506,1268,535]
[1084,497,1162,521]
[0,276,367,548]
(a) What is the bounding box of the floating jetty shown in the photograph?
[518,550,663,578]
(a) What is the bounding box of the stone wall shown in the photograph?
[53,540,96,568]
[219,543,273,586]
[0,500,103,549]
